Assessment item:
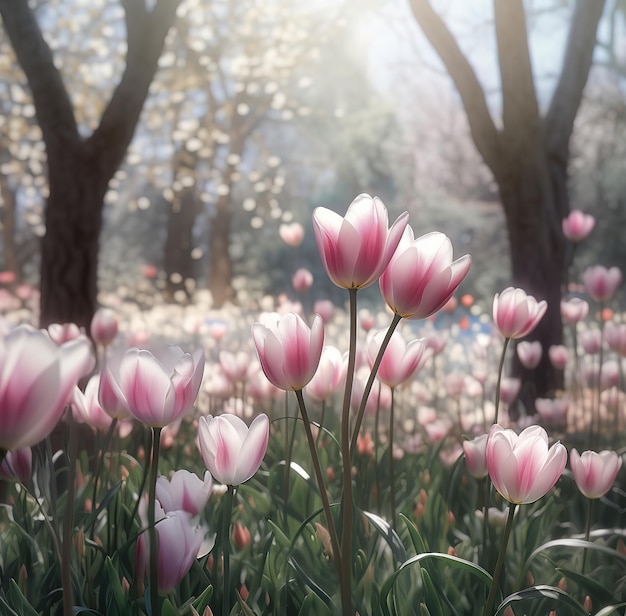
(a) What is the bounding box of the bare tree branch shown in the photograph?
[407,0,502,171]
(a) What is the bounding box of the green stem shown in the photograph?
[283,391,291,510]
[0,448,6,469]
[375,394,382,513]
[222,485,235,616]
[389,387,396,529]
[148,427,162,616]
[494,338,510,426]
[62,409,77,616]
[582,498,593,576]
[90,418,118,539]
[294,390,343,605]
[484,503,517,616]
[130,429,152,523]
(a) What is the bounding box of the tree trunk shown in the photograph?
[208,195,233,308]
[0,173,19,280]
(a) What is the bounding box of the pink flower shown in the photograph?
[98,360,131,420]
[492,287,547,339]
[580,329,602,355]
[197,413,269,486]
[106,346,204,428]
[219,351,249,384]
[499,377,521,405]
[279,222,304,247]
[535,397,569,427]
[306,346,346,402]
[486,424,567,504]
[0,447,32,485]
[570,449,622,499]
[72,375,114,432]
[582,266,622,302]
[368,330,430,388]
[380,229,471,320]
[562,210,595,242]
[605,322,626,356]
[252,312,324,391]
[90,308,118,347]
[313,300,335,323]
[548,345,568,370]
[560,298,589,325]
[292,268,314,292]
[313,193,408,289]
[517,341,542,369]
[48,322,84,344]
[156,469,213,516]
[463,434,488,479]
[0,325,95,450]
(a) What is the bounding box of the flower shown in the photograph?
[379,228,471,320]
[0,447,32,485]
[580,329,602,354]
[562,210,595,242]
[252,312,324,391]
[535,397,569,427]
[292,268,314,292]
[605,322,626,356]
[463,434,488,479]
[90,308,118,347]
[548,345,568,370]
[516,341,542,369]
[279,222,304,247]
[313,193,408,289]
[0,325,95,451]
[560,298,589,325]
[219,350,249,384]
[105,345,204,428]
[582,266,622,302]
[486,424,567,504]
[72,374,114,432]
[306,346,346,402]
[156,469,213,516]
[492,287,547,339]
[570,449,622,499]
[197,413,269,486]
[367,330,430,388]
[499,377,521,405]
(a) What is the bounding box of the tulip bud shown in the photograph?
[232,521,251,551]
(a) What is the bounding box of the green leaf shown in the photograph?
[362,510,407,564]
[190,584,213,614]
[3,579,39,616]
[494,585,588,616]
[421,569,444,616]
[528,538,626,566]
[596,602,626,616]
[400,513,428,553]
[235,590,257,616]
[554,567,615,603]
[104,555,128,613]
[298,592,334,616]
[161,598,178,616]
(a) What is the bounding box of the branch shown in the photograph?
[545,0,606,160]
[408,0,502,172]
[0,0,79,157]
[493,0,540,142]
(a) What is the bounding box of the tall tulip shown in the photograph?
[492,287,547,340]
[156,469,213,516]
[570,449,622,500]
[0,325,95,451]
[313,193,408,289]
[582,266,622,303]
[368,330,430,388]
[562,210,595,242]
[379,228,471,320]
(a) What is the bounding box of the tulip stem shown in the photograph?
[389,387,397,529]
[62,409,77,616]
[148,427,162,616]
[484,503,516,616]
[582,498,593,576]
[90,418,118,539]
[222,485,235,616]
[494,338,510,426]
[294,389,343,607]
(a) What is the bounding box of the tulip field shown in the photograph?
[0,195,625,616]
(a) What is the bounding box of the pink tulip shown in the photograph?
[444,371,466,398]
[486,424,567,504]
[605,322,626,356]
[313,193,408,289]
[252,312,324,391]
[368,330,430,388]
[313,300,335,323]
[463,434,488,479]
[197,413,269,486]
[292,268,314,292]
[548,345,568,370]
[492,287,547,340]
[72,375,114,431]
[535,397,569,427]
[306,346,346,402]
[219,350,249,384]
[48,322,83,344]
[425,330,448,355]
[279,222,304,247]
[98,359,131,420]
[0,446,32,485]
[562,210,595,242]
[570,449,622,499]
[358,309,376,332]
[156,469,213,516]
[136,503,204,594]
[560,297,589,325]
[517,341,542,369]
[0,325,95,450]
[380,228,471,320]
[582,266,622,302]
[106,346,204,428]
[499,377,521,405]
[90,308,118,347]
[580,329,602,355]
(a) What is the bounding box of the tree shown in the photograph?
[0,0,181,328]
[408,0,606,400]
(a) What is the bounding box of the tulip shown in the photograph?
[106,345,204,428]
[90,308,118,347]
[492,287,547,340]
[570,449,622,499]
[499,377,521,405]
[197,413,269,486]
[486,424,567,504]
[313,299,335,323]
[98,359,132,420]
[562,210,595,242]
[156,469,213,516]
[560,297,589,325]
[0,325,95,451]
[463,434,488,479]
[367,331,430,388]
[72,375,114,432]
[252,312,324,391]
[292,268,314,292]
[313,193,408,290]
[306,346,346,402]
[582,266,622,302]
[379,228,471,320]
[0,446,32,485]
[580,329,602,354]
[548,345,568,370]
[535,397,569,427]
[219,350,249,384]
[279,222,304,247]
[516,341,542,369]
[605,322,626,356]
[48,322,83,344]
